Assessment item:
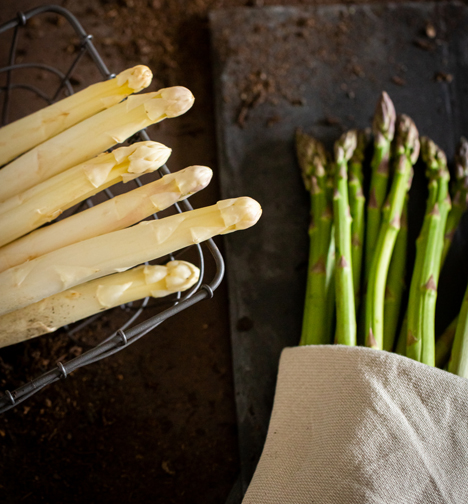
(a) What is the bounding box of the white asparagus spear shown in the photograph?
[0,260,200,348]
[0,141,172,247]
[0,65,153,167]
[0,86,195,202]
[0,197,262,315]
[0,165,212,272]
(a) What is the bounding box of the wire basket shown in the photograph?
[0,5,225,413]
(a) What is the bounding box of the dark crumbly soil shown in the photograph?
[0,0,437,502]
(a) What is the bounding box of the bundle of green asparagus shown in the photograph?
[0,66,262,347]
[297,91,468,378]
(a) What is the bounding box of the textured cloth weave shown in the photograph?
[242,345,468,504]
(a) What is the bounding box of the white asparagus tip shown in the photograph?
[177,165,213,194]
[159,86,195,117]
[112,141,172,178]
[116,65,153,92]
[146,260,200,297]
[218,197,262,233]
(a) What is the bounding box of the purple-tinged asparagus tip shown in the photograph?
[395,114,420,164]
[334,129,358,164]
[295,129,328,190]
[372,91,396,144]
[350,129,370,164]
[455,137,468,182]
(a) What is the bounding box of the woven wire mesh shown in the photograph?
[0,5,225,413]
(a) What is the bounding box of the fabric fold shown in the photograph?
[243,345,468,504]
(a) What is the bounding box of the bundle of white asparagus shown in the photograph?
[0,66,262,347]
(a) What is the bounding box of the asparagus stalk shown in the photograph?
[406,137,450,365]
[383,195,408,351]
[0,141,172,247]
[0,165,212,273]
[364,91,396,281]
[333,130,357,346]
[325,157,337,337]
[396,139,460,357]
[415,138,468,361]
[348,129,369,308]
[296,131,333,345]
[365,115,419,350]
[325,231,336,340]
[0,65,153,167]
[0,86,194,202]
[395,315,408,356]
[0,260,199,348]
[435,317,457,369]
[441,137,468,264]
[0,197,262,316]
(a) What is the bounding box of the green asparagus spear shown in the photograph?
[325,160,337,339]
[365,115,419,350]
[436,317,457,369]
[395,311,408,356]
[333,130,357,346]
[325,231,336,339]
[420,138,468,361]
[359,93,396,344]
[398,138,462,358]
[406,137,450,366]
[364,92,396,281]
[348,129,369,310]
[441,137,468,264]
[296,131,334,345]
[383,195,408,351]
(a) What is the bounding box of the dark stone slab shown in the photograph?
[210,3,468,497]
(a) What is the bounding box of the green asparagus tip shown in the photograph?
[372,91,396,145]
[295,129,327,190]
[421,137,449,186]
[395,114,420,164]
[350,129,370,165]
[455,137,468,184]
[334,129,358,164]
[421,136,445,170]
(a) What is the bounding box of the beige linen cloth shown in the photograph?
[242,345,468,504]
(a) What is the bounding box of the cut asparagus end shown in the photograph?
[372,91,396,145]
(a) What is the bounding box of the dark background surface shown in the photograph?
[1,1,466,503]
[211,3,468,492]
